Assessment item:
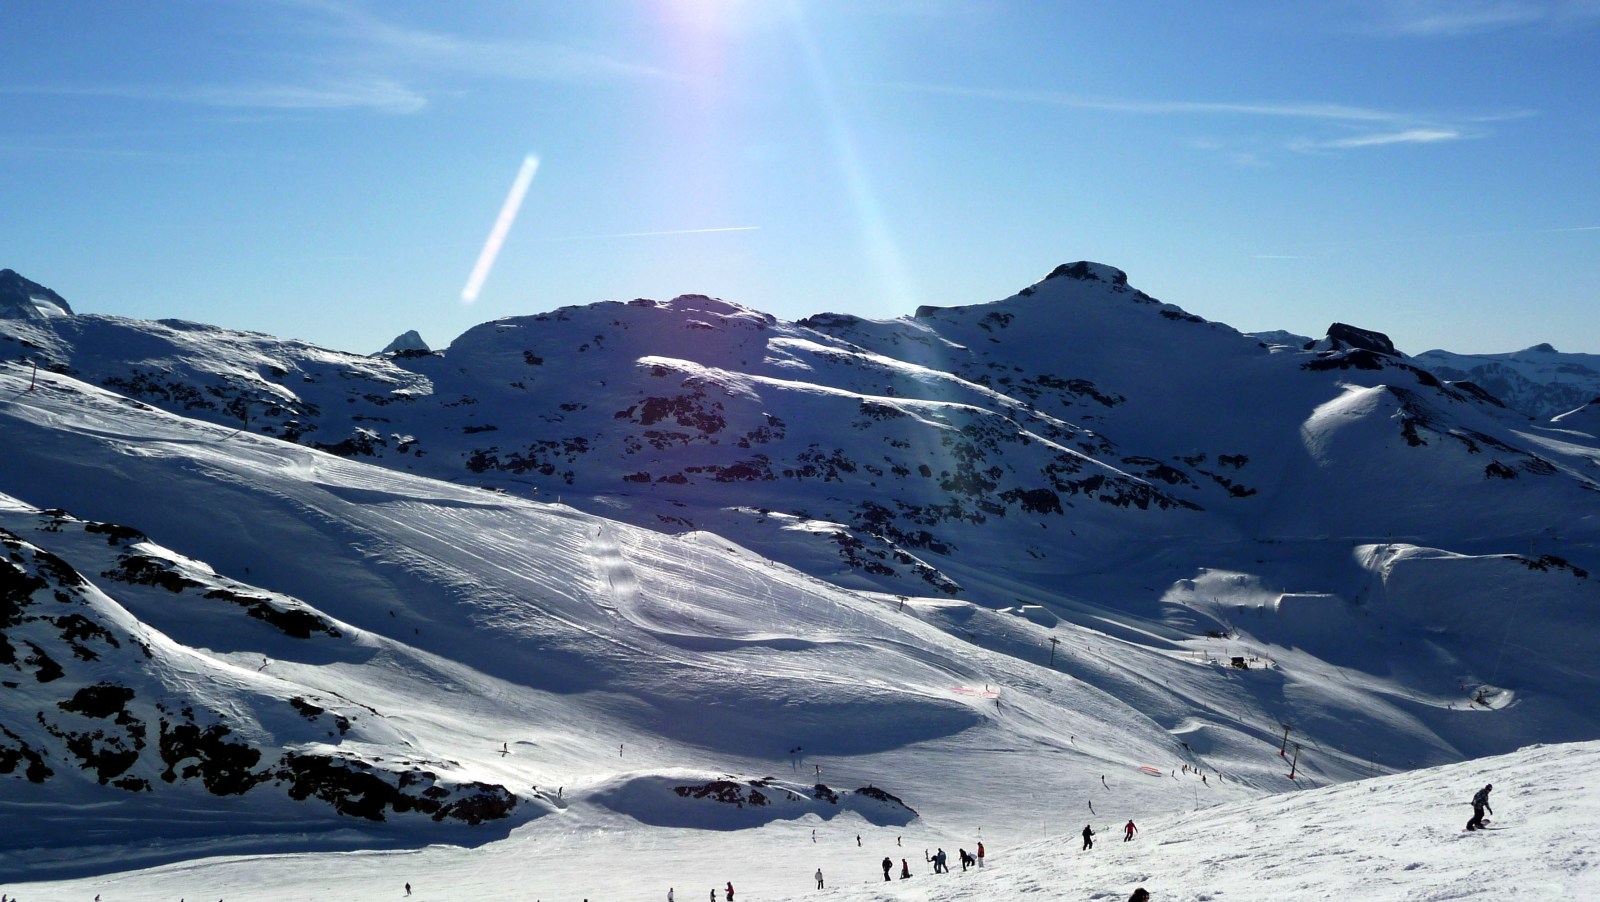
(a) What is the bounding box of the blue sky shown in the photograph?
[2,0,1597,355]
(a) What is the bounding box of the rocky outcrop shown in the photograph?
[0,269,73,320]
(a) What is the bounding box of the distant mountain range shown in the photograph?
[1245,324,1600,421]
[1,262,1597,873]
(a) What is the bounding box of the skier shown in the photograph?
[900,859,912,879]
[882,857,893,881]
[405,884,411,896]
[936,848,947,873]
[1124,819,1138,842]
[1129,889,1151,902]
[1082,824,1096,851]
[1466,783,1494,830]
[977,840,985,867]
[959,849,972,871]
[815,868,825,889]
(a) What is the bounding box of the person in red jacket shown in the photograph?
[725,883,734,902]
[900,859,912,879]
[1124,819,1138,842]
[977,841,985,867]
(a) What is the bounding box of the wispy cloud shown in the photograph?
[882,81,1500,156]
[269,0,674,83]
[3,1,669,119]
[1368,0,1600,36]
[1296,127,1471,150]
[879,82,1421,124]
[194,79,428,113]
[0,78,427,114]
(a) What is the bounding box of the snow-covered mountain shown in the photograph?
[1412,344,1600,420]
[1,263,1598,898]
[0,268,73,321]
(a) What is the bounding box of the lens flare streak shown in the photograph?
[461,154,539,304]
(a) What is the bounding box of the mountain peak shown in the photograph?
[1042,261,1129,286]
[0,269,74,320]
[378,329,430,356]
[1314,322,1398,356]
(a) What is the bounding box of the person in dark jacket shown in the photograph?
[882,856,893,881]
[1129,888,1150,902]
[1082,824,1096,850]
[1467,783,1494,830]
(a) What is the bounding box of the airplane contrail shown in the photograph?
[531,225,761,242]
[461,154,539,304]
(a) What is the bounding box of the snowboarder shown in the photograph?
[900,859,912,879]
[1129,888,1150,902]
[856,834,861,847]
[1124,819,1138,842]
[405,883,411,896]
[882,856,893,881]
[959,849,973,871]
[815,868,825,889]
[977,841,985,867]
[726,882,735,902]
[668,890,674,902]
[1082,824,1096,850]
[1467,783,1494,830]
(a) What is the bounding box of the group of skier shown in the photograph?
[666,781,1497,902]
[879,839,985,882]
[1081,819,1138,851]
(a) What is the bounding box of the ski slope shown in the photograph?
[7,740,1595,900]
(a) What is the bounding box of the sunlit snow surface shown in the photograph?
[2,270,1599,902]
[9,741,1597,899]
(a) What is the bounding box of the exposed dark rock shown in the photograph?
[1324,323,1398,355]
[276,753,516,823]
[83,521,148,546]
[1044,261,1129,285]
[58,683,136,720]
[672,778,769,807]
[202,587,341,639]
[0,269,73,319]
[102,555,202,592]
[158,719,265,794]
[0,724,53,782]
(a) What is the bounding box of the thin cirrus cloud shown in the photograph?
[0,79,428,115]
[267,0,676,84]
[0,2,671,119]
[1293,126,1471,151]
[880,81,1498,154]
[1367,0,1600,36]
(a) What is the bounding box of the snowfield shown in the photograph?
[2,263,1598,900]
[7,741,1596,900]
